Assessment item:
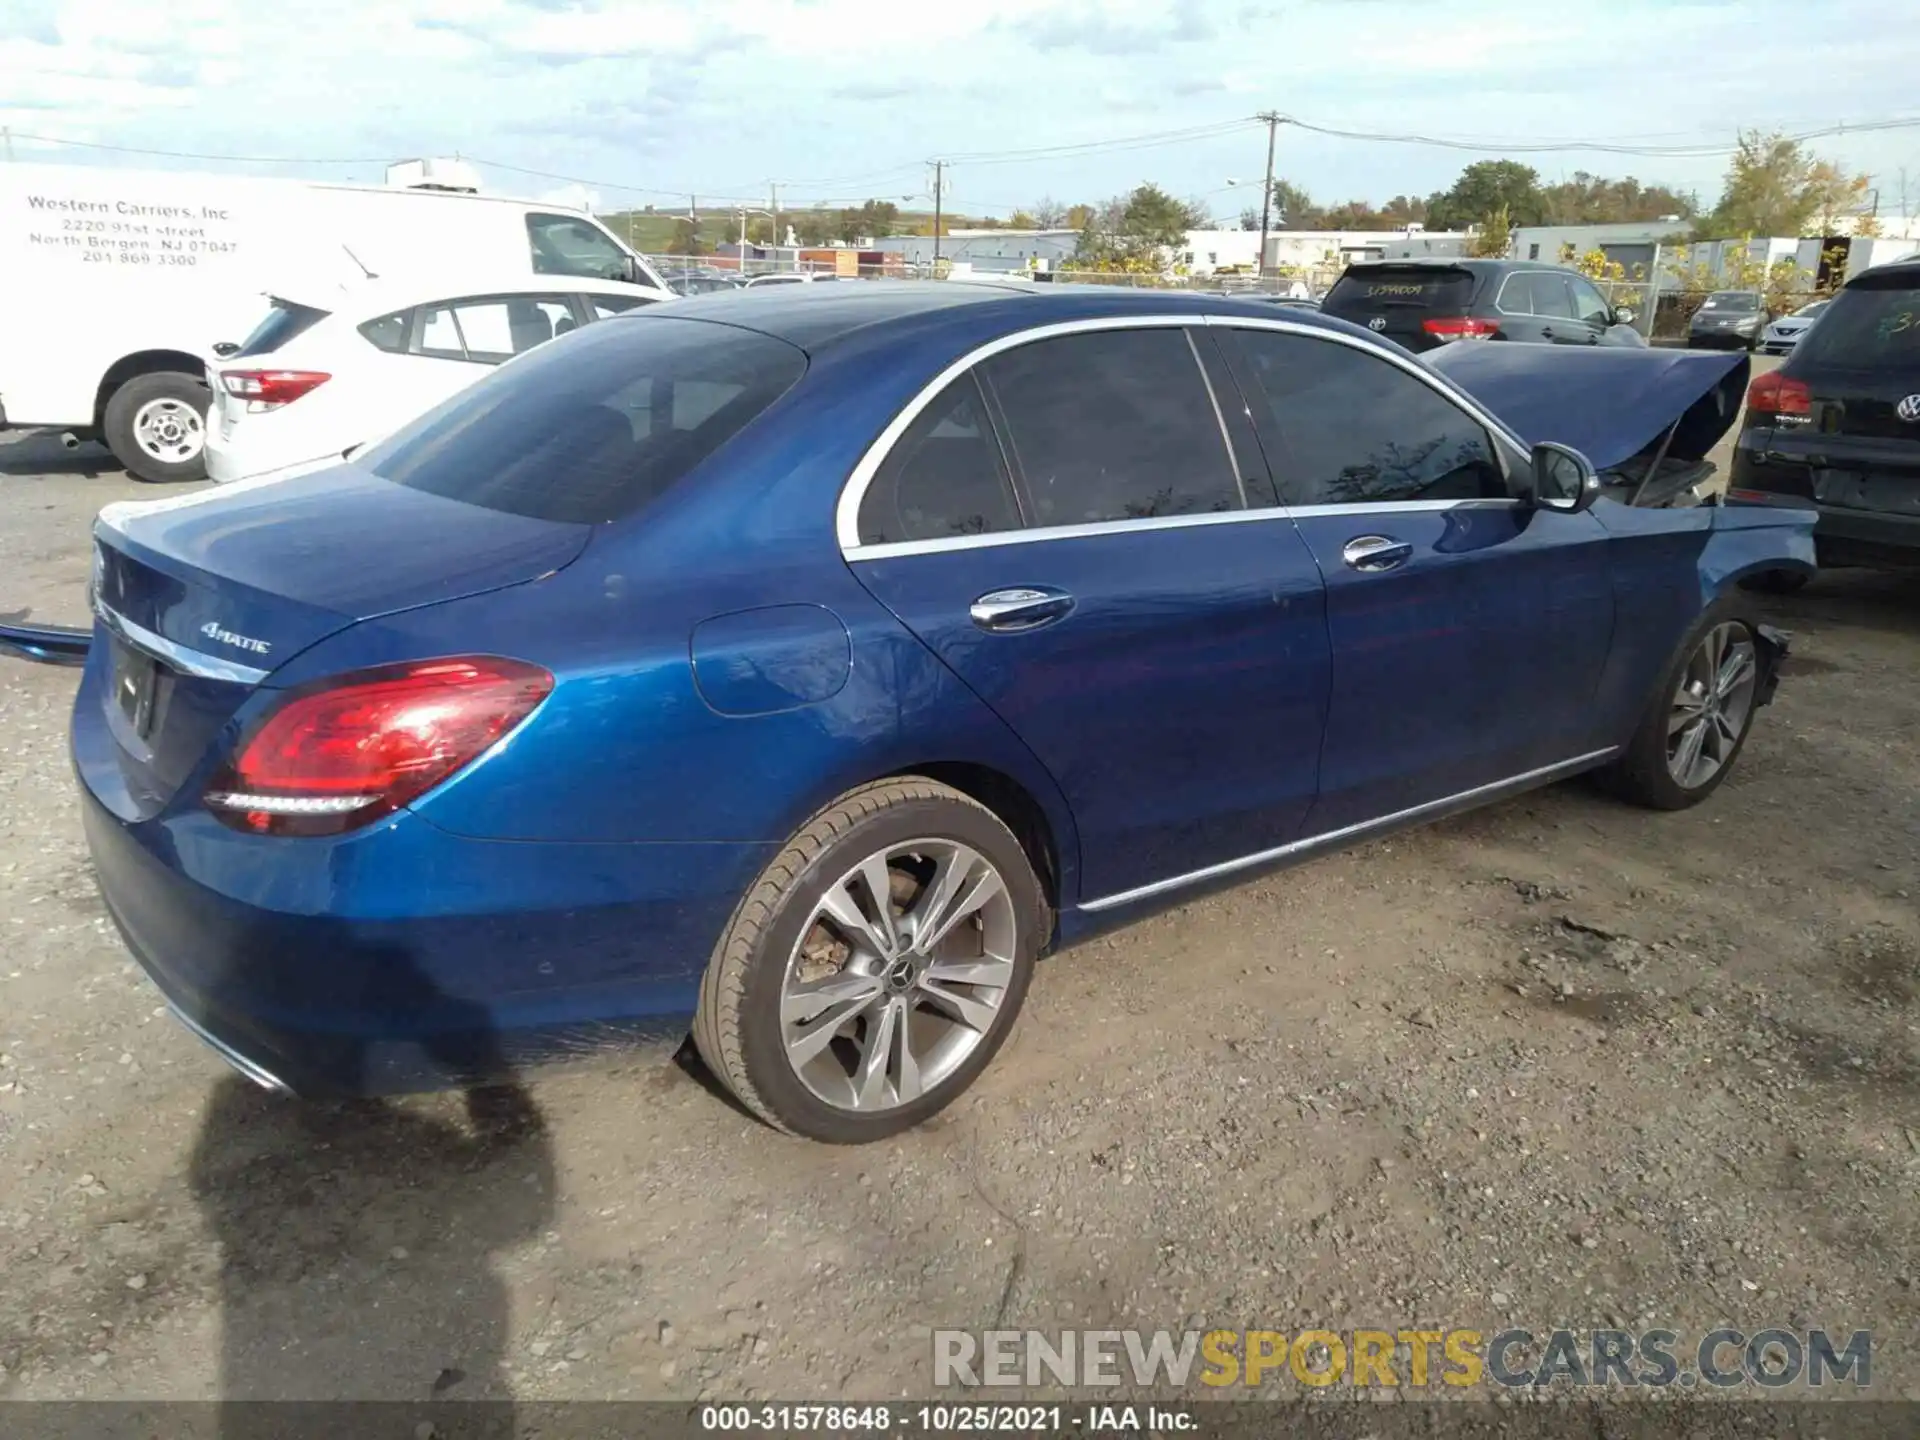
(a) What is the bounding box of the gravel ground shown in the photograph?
[2,395,1916,1406]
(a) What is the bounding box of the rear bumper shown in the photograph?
[1731,432,1920,566]
[74,697,773,1094]
[203,427,341,486]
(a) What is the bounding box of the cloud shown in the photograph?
[0,0,1914,229]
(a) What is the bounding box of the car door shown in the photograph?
[844,321,1331,905]
[1213,321,1616,834]
[1566,274,1622,345]
[1530,272,1597,345]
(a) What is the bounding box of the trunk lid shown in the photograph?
[89,465,590,811]
[1321,264,1478,352]
[1787,273,1920,446]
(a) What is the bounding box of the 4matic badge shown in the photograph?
[200,621,272,656]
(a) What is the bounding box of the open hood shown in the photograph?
[1426,344,1750,473]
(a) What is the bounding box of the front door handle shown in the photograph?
[970,586,1074,632]
[1341,536,1413,572]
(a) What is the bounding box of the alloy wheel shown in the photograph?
[1667,621,1757,790]
[780,839,1018,1113]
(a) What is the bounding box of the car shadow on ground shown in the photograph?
[182,943,554,1434]
[1758,567,1920,638]
[0,432,124,479]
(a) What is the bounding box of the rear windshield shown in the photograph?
[1791,279,1920,369]
[359,316,807,524]
[234,299,329,357]
[1323,267,1475,317]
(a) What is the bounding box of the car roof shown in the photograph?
[1341,257,1565,275]
[614,279,1364,354]
[305,271,672,317]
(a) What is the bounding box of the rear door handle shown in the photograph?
[970,586,1074,632]
[1341,536,1413,572]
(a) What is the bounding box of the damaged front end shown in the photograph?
[1427,344,1751,508]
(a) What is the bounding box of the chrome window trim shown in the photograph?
[837,314,1195,555]
[94,601,272,685]
[1079,746,1619,913]
[837,312,1532,562]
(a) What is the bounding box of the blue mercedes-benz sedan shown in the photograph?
[68,282,1815,1142]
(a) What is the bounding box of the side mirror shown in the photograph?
[1611,307,1635,327]
[1529,441,1601,514]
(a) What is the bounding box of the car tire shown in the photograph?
[693,777,1047,1143]
[1600,601,1766,812]
[103,371,211,483]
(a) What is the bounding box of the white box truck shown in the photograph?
[0,158,668,482]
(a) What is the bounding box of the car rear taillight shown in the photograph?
[219,369,331,412]
[203,656,553,836]
[1746,371,1811,417]
[1420,316,1500,342]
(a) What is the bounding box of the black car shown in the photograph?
[1688,290,1772,351]
[1320,258,1645,354]
[1730,257,1920,573]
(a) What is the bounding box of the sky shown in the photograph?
[4,0,1920,224]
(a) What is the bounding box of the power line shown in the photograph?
[1278,112,1920,158]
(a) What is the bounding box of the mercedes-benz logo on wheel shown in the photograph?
[1367,317,1388,331]
[1896,393,1920,423]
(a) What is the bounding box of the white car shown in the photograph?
[203,273,675,485]
[1758,298,1831,356]
[743,272,839,288]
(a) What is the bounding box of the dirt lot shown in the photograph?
[1,404,1916,1407]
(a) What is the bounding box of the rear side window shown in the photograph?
[1323,267,1475,319]
[858,375,1021,545]
[361,316,806,524]
[983,328,1240,526]
[1791,280,1920,368]
[359,310,410,353]
[234,300,329,357]
[1225,329,1507,505]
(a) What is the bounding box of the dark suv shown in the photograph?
[1730,257,1920,573]
[1319,258,1646,354]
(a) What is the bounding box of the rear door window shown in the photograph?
[413,295,575,364]
[857,375,1022,545]
[982,328,1241,526]
[234,300,329,357]
[358,310,411,353]
[361,316,806,524]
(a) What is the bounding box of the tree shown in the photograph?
[791,210,837,246]
[1427,160,1546,230]
[666,217,708,255]
[1699,131,1870,238]
[1380,194,1428,226]
[1540,171,1695,225]
[1238,207,1262,231]
[1269,179,1314,228]
[1468,204,1513,258]
[1031,197,1068,228]
[1009,209,1038,230]
[1065,202,1096,230]
[1180,196,1214,229]
[1073,183,1194,273]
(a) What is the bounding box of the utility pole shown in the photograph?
[769,182,781,270]
[1255,111,1281,283]
[930,160,946,275]
[2,127,12,163]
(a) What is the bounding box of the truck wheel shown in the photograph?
[104,372,210,483]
